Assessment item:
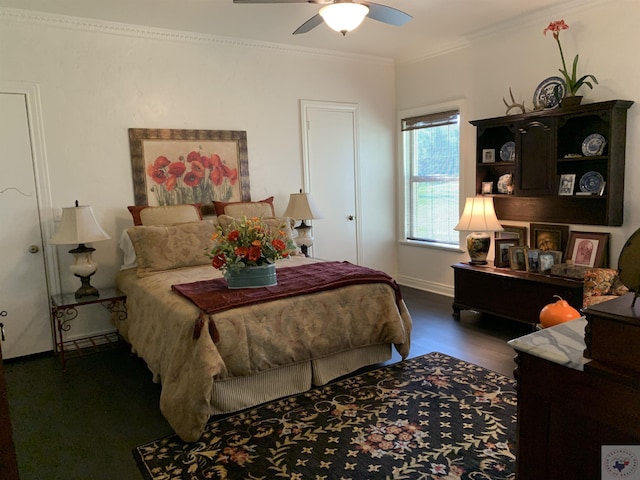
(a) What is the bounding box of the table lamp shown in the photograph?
[283,190,323,257]
[49,201,111,298]
[454,196,503,265]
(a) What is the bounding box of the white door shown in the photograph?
[0,92,53,359]
[301,101,360,264]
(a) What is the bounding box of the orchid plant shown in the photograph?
[544,19,598,97]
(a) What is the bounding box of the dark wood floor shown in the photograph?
[3,287,532,480]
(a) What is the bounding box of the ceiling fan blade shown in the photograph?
[361,2,412,26]
[293,14,324,34]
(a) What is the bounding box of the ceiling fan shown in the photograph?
[233,0,412,36]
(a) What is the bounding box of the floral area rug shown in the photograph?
[134,352,517,480]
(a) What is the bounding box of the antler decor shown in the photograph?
[502,88,526,115]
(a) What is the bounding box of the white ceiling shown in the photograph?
[0,0,596,62]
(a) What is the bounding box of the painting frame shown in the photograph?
[496,224,528,246]
[495,238,518,268]
[128,128,251,216]
[565,231,610,268]
[529,223,569,257]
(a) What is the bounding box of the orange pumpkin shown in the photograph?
[539,295,581,328]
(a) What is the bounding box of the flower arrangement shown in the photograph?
[146,148,238,206]
[208,216,296,274]
[544,19,598,97]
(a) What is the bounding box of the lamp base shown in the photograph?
[74,273,99,298]
[466,232,491,265]
[294,220,314,258]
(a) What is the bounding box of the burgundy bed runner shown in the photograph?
[172,261,402,340]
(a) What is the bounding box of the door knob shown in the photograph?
[29,244,40,254]
[348,215,354,221]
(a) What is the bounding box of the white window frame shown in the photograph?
[398,100,470,251]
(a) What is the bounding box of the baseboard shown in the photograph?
[396,275,454,297]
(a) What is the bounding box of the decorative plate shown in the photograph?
[533,76,566,109]
[579,171,604,193]
[582,133,606,156]
[500,141,515,161]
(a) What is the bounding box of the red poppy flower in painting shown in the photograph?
[183,171,202,187]
[168,162,186,178]
[190,160,205,178]
[165,175,177,192]
[153,156,171,169]
[146,165,167,184]
[186,151,202,163]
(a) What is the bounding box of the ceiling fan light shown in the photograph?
[319,3,369,35]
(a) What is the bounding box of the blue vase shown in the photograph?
[225,263,277,289]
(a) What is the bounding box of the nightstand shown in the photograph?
[50,287,126,371]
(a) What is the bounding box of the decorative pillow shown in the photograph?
[213,196,275,217]
[217,215,300,256]
[127,204,203,226]
[127,221,215,277]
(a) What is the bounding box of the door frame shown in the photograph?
[0,81,60,298]
[299,99,362,263]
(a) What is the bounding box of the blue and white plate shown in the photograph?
[500,141,515,161]
[581,133,606,156]
[579,171,604,193]
[533,76,566,109]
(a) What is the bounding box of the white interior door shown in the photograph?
[301,101,360,264]
[0,92,53,359]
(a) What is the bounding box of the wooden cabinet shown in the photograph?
[451,262,583,325]
[513,296,640,480]
[471,100,633,226]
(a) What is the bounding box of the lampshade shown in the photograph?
[49,205,111,245]
[319,3,369,35]
[283,192,324,221]
[454,197,503,233]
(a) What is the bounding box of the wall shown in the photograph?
[395,0,640,296]
[0,9,397,337]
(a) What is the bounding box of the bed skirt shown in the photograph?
[208,343,392,415]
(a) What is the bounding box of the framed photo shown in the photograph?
[539,252,555,274]
[565,231,610,268]
[558,173,576,196]
[525,248,541,273]
[482,149,495,163]
[529,223,569,256]
[509,246,527,270]
[496,224,528,246]
[128,128,251,216]
[495,238,518,268]
[549,250,563,265]
[481,181,493,194]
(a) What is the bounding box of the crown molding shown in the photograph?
[396,0,611,65]
[0,7,393,67]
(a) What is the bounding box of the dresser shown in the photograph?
[509,305,640,480]
[452,262,584,325]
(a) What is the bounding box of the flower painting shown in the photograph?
[129,129,250,215]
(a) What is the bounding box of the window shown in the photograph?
[401,109,460,246]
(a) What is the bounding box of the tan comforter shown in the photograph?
[116,255,412,441]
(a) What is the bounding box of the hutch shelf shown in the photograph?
[471,99,633,226]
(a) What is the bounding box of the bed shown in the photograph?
[115,203,412,442]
